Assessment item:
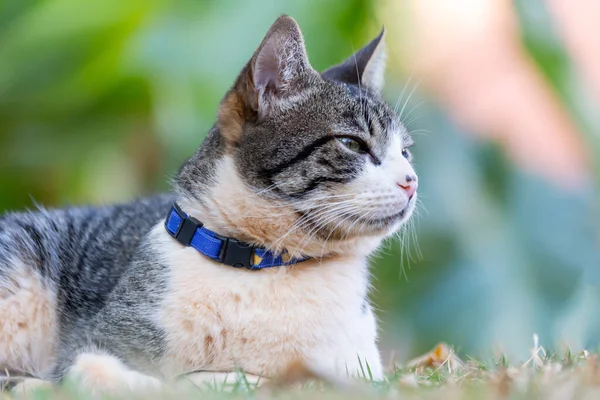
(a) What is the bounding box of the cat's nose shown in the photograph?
[398,175,418,199]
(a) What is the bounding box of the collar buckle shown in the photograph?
[217,235,255,269]
[174,216,201,246]
[167,203,202,246]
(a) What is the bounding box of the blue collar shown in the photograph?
[165,203,307,270]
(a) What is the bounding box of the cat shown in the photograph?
[0,15,418,395]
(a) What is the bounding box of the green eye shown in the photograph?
[338,137,365,153]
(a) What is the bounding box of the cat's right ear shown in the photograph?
[322,29,387,93]
[218,16,313,145]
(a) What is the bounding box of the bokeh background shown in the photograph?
[1,0,599,364]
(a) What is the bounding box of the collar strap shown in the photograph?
[165,203,307,270]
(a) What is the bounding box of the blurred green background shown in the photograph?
[1,0,599,363]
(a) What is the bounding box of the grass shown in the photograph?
[3,341,600,400]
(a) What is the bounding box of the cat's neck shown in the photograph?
[174,156,384,260]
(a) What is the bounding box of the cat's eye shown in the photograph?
[338,137,365,154]
[402,148,411,159]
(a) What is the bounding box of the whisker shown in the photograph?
[256,193,359,211]
[292,203,361,256]
[394,68,415,114]
[403,114,426,127]
[398,76,423,122]
[267,202,361,254]
[402,99,427,127]
[407,129,430,136]
[319,210,360,256]
[252,183,280,196]
[398,224,411,282]
[259,198,363,217]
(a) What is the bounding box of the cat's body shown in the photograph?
[0,165,381,389]
[0,16,417,394]
[0,195,173,379]
[0,191,379,382]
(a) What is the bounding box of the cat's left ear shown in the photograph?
[218,15,314,145]
[251,16,312,112]
[322,28,387,93]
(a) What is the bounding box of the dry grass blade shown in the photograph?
[407,342,464,372]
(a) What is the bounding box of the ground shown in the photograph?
[2,340,600,400]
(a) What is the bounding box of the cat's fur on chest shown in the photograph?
[155,223,375,377]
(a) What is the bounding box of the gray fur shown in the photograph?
[0,195,173,380]
[0,15,414,384]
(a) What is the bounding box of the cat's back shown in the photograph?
[0,194,174,288]
[0,194,173,376]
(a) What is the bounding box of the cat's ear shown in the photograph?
[322,28,387,93]
[252,16,312,107]
[218,15,313,144]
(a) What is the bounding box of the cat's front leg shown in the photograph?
[342,341,384,381]
[320,307,384,381]
[305,341,384,384]
[64,352,163,395]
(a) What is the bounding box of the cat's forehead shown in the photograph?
[268,78,407,144]
[339,82,397,117]
[332,82,405,136]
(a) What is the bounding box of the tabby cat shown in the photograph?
[0,15,418,394]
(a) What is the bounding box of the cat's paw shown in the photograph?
[66,352,162,395]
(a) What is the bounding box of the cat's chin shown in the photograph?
[313,199,416,241]
[281,209,414,260]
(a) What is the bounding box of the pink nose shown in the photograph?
[398,175,418,199]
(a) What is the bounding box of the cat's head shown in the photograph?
[177,16,418,258]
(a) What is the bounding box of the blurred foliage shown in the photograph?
[1,0,599,362]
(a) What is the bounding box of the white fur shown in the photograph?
[0,260,58,378]
[65,352,162,395]
[150,154,397,381]
[147,128,419,381]
[146,138,418,381]
[156,230,382,379]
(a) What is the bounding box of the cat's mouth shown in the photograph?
[297,200,414,241]
[350,204,414,232]
[357,209,407,226]
[352,195,416,226]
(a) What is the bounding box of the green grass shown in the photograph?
[4,345,600,400]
